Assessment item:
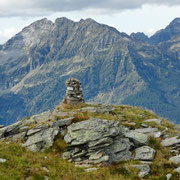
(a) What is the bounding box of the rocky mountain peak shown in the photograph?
[167,17,180,34]
[1,17,180,126]
[150,17,180,44]
[131,32,149,42]
[22,18,53,32]
[170,17,180,26]
[55,17,75,26]
[80,18,97,24]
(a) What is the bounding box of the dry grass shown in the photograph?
[0,141,142,180]
[1,103,179,179]
[72,111,90,123]
[56,103,89,111]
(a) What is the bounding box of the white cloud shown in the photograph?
[0,0,180,17]
[0,27,19,43]
[0,3,179,44]
[2,28,19,38]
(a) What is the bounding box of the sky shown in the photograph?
[0,0,180,44]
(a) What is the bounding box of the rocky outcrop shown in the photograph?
[134,127,161,138]
[161,136,180,154]
[144,119,162,125]
[22,125,59,152]
[0,111,73,152]
[63,78,84,105]
[63,118,150,164]
[0,101,179,179]
[0,158,7,163]
[129,164,150,178]
[169,155,180,164]
[174,167,180,174]
[161,136,180,147]
[124,131,149,146]
[134,146,156,161]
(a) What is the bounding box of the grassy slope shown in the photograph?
[0,104,179,180]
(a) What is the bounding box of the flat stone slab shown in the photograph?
[166,173,172,180]
[134,128,158,134]
[104,137,132,163]
[125,131,149,146]
[129,164,150,178]
[64,118,124,145]
[23,111,52,125]
[96,105,115,114]
[88,137,113,149]
[9,132,27,142]
[144,119,162,125]
[134,128,161,137]
[141,124,149,128]
[63,118,133,164]
[27,124,48,136]
[52,117,73,127]
[51,110,75,120]
[161,136,180,147]
[0,158,7,163]
[174,167,180,174]
[23,127,59,152]
[80,107,97,113]
[169,155,180,164]
[85,168,98,172]
[134,146,156,160]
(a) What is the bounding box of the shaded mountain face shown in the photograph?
[0,17,180,125]
[149,18,180,45]
[131,32,149,42]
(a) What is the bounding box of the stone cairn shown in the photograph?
[63,78,84,105]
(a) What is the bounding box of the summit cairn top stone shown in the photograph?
[63,78,84,105]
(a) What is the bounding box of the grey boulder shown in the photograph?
[125,131,149,146]
[130,164,150,178]
[64,118,125,145]
[23,126,59,152]
[144,119,162,125]
[0,158,7,163]
[134,128,161,137]
[174,166,180,174]
[63,118,132,164]
[161,136,180,147]
[169,155,180,164]
[134,146,156,160]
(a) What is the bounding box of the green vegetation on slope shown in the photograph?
[0,104,179,180]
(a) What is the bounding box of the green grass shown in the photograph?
[0,104,179,179]
[0,141,141,180]
[1,139,178,180]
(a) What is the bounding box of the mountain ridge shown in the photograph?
[0,17,180,125]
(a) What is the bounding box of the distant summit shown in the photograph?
[149,17,180,44]
[131,32,149,42]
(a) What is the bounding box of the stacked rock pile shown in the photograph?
[0,77,179,178]
[63,118,151,164]
[63,78,84,105]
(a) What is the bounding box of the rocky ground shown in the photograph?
[0,103,180,179]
